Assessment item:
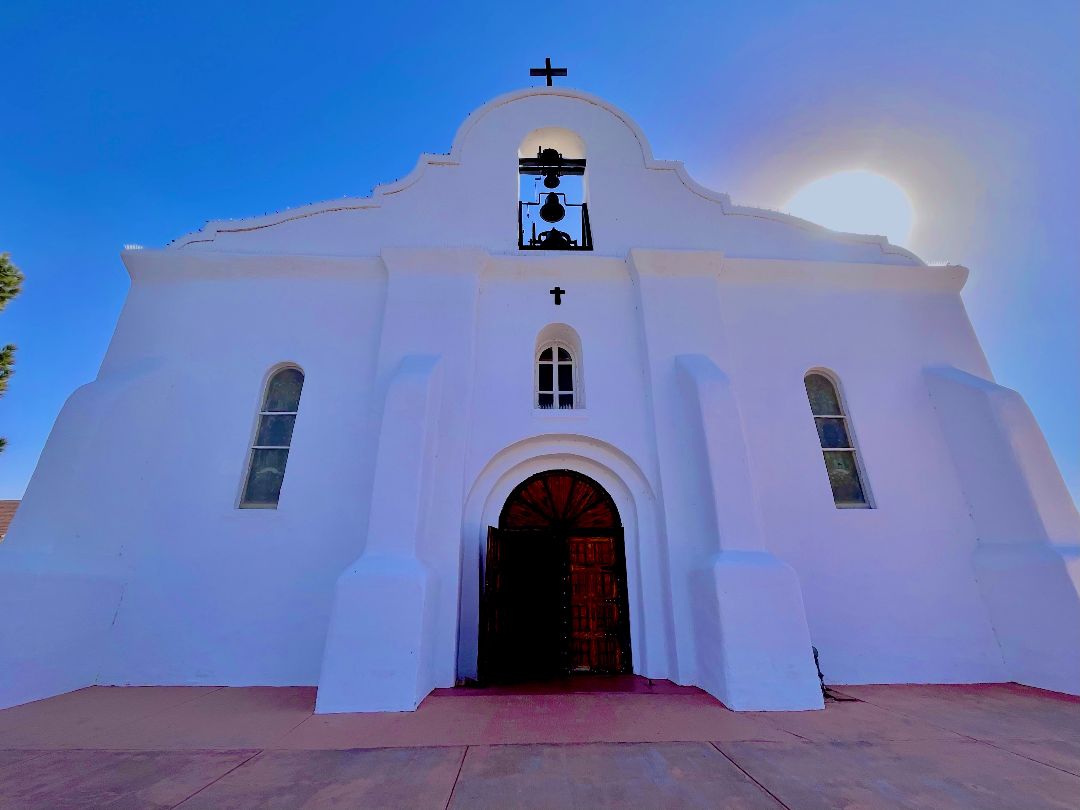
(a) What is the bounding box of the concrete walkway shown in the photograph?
[0,681,1078,808]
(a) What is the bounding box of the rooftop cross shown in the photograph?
[530,57,567,87]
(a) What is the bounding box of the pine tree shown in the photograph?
[0,252,24,452]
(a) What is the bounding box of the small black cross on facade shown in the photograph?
[530,57,567,87]
[550,286,566,305]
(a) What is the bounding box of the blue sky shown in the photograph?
[1,1,1077,503]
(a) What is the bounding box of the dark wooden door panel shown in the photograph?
[480,528,568,682]
[499,470,620,531]
[568,531,630,674]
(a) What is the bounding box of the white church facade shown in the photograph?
[3,81,1079,714]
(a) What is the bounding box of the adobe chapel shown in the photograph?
[2,67,1078,714]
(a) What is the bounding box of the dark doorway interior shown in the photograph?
[480,470,633,683]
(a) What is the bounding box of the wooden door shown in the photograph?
[480,527,568,682]
[568,530,631,673]
[480,470,632,682]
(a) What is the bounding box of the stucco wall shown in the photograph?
[2,86,1076,710]
[716,261,1006,684]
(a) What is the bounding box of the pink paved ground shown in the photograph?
[1,680,1078,807]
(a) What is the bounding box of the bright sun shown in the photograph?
[785,170,914,248]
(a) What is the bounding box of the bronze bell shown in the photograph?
[539,147,563,188]
[540,228,573,249]
[540,192,566,223]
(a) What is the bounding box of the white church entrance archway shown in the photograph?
[457,436,678,685]
[479,470,632,682]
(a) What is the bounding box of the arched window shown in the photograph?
[804,372,870,507]
[537,343,575,409]
[535,323,583,410]
[240,366,304,508]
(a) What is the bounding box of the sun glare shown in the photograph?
[785,170,914,248]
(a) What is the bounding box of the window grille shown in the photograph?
[241,366,304,508]
[804,372,870,507]
[537,343,575,409]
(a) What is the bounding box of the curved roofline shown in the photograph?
[450,87,658,163]
[167,86,924,264]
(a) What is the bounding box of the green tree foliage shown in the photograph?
[0,252,24,452]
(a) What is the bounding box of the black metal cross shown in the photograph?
[530,57,567,86]
[550,286,565,305]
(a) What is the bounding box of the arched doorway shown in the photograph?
[479,469,633,682]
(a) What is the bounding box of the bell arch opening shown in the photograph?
[518,127,586,161]
[517,128,592,251]
[479,469,632,683]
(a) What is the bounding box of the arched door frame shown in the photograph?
[485,469,630,680]
[457,435,678,683]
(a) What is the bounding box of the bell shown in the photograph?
[539,192,566,223]
[540,228,573,249]
[539,147,562,188]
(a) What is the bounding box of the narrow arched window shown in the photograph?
[241,366,304,508]
[804,372,870,507]
[537,343,575,409]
